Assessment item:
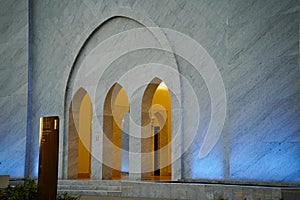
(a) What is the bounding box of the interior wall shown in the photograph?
[0,0,28,178]
[78,93,92,176]
[152,85,171,147]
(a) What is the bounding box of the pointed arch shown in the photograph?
[61,10,181,180]
[68,88,92,179]
[141,78,172,180]
[102,83,130,180]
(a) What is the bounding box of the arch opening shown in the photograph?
[102,83,130,180]
[141,78,172,180]
[68,88,92,180]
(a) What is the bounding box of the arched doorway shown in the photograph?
[102,83,130,180]
[141,78,172,180]
[68,88,92,179]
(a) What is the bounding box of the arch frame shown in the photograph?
[62,8,182,180]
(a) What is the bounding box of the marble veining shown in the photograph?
[0,0,28,178]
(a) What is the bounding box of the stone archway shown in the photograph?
[68,88,92,179]
[102,83,130,180]
[141,78,172,180]
[62,10,182,181]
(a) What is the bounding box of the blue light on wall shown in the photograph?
[230,141,300,182]
[121,113,129,173]
[184,131,225,180]
[0,130,26,178]
[34,156,39,178]
[229,101,300,182]
[121,152,129,172]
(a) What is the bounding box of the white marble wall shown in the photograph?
[0,0,28,178]
[6,0,298,183]
[227,0,300,182]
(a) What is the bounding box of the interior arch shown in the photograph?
[141,78,172,180]
[68,88,92,179]
[102,83,130,180]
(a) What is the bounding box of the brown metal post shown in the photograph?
[37,116,59,200]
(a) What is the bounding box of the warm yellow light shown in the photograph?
[39,117,43,147]
[157,82,168,90]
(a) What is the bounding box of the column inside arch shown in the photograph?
[68,102,79,179]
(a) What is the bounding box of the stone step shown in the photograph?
[57,189,121,197]
[58,180,121,186]
[57,180,122,196]
[58,184,121,191]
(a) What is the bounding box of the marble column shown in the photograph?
[91,113,102,180]
[129,91,144,180]
[102,114,113,180]
[67,103,79,179]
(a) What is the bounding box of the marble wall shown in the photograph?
[1,0,299,183]
[227,0,300,182]
[0,0,28,178]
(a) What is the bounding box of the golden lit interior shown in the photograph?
[112,88,130,123]
[73,83,171,180]
[151,82,172,178]
[141,80,172,180]
[77,93,92,179]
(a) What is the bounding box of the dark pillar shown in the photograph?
[37,116,59,200]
